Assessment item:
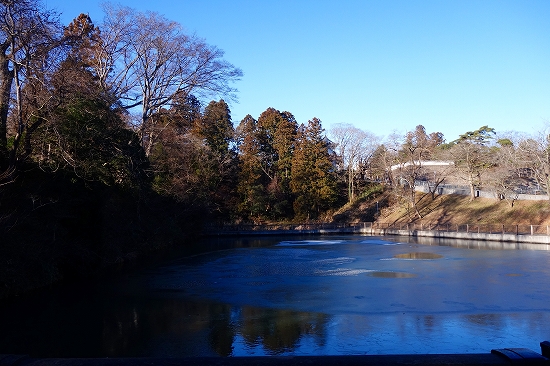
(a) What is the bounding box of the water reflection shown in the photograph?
[368,271,417,278]
[98,297,329,357]
[400,235,550,251]
[465,313,504,327]
[240,307,328,355]
[1,235,550,357]
[393,252,444,259]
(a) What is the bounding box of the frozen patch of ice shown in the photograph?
[315,268,374,276]
[277,240,345,246]
[359,239,401,245]
[312,257,355,265]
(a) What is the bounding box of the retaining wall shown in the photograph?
[206,224,550,245]
[361,227,550,245]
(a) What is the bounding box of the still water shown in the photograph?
[1,235,549,357]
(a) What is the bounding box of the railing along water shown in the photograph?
[206,222,550,236]
[204,222,550,244]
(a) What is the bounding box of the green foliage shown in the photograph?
[359,183,385,200]
[455,125,496,145]
[38,97,146,188]
[197,99,234,156]
[451,126,497,199]
[497,138,513,147]
[291,118,338,220]
[236,115,265,218]
[236,109,298,220]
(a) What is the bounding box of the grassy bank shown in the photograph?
[376,192,550,227]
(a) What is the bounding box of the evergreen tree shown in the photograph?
[235,108,298,220]
[236,114,266,219]
[291,118,337,220]
[269,110,298,217]
[451,125,496,200]
[197,99,234,157]
[395,125,445,217]
[256,108,280,181]
[256,108,298,218]
[33,14,146,188]
[150,98,239,219]
[169,93,202,135]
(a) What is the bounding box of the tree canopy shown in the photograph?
[3,0,550,299]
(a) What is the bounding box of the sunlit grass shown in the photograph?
[377,193,550,226]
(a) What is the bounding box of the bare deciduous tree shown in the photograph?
[485,138,522,206]
[329,123,379,202]
[390,125,444,218]
[94,4,243,156]
[516,124,550,199]
[0,0,62,179]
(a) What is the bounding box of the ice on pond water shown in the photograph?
[142,235,550,356]
[368,271,418,278]
[311,257,355,265]
[277,240,346,246]
[315,268,374,276]
[3,234,550,358]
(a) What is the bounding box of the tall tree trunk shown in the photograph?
[0,45,14,164]
[348,166,354,202]
[468,172,476,201]
[8,57,23,168]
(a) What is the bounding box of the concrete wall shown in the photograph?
[361,227,550,245]
[414,181,549,201]
[207,224,550,246]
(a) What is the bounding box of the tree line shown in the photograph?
[0,0,246,296]
[0,0,358,296]
[1,0,549,296]
[370,124,550,219]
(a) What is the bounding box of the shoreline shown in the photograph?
[205,224,550,245]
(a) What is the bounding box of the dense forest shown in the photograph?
[0,0,366,297]
[2,0,550,297]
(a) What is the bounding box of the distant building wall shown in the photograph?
[414,181,549,201]
[390,160,453,171]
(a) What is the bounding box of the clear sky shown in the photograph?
[44,0,550,142]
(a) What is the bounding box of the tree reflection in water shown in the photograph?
[98,298,328,357]
[240,307,328,355]
[2,235,550,357]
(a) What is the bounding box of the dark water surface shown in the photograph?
[1,235,549,357]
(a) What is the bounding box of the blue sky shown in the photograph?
[45,0,550,141]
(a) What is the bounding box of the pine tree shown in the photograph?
[197,99,234,157]
[291,118,337,220]
[237,107,298,219]
[269,110,297,217]
[32,14,146,188]
[451,125,496,200]
[236,114,267,219]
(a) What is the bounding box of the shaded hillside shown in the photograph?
[0,168,202,299]
[330,185,389,223]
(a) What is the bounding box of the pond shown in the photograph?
[1,234,549,357]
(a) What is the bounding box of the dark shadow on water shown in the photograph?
[368,271,418,278]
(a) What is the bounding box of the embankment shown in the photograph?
[205,222,550,246]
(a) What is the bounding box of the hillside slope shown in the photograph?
[330,186,390,223]
[376,192,550,227]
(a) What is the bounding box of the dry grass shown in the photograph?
[376,192,550,227]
